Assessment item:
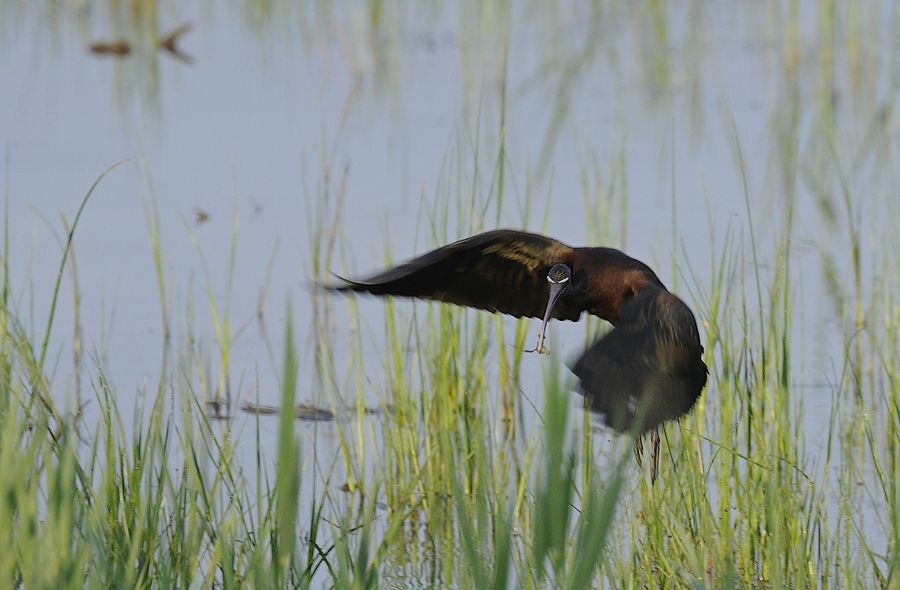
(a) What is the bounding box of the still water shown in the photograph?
[1,0,896,568]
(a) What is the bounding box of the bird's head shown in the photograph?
[545,263,572,314]
[532,263,573,354]
[547,263,572,291]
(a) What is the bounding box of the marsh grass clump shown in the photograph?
[4,133,900,587]
[0,161,630,587]
[5,0,900,585]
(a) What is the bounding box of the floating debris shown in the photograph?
[89,40,131,56]
[159,22,194,64]
[241,401,334,421]
[88,21,194,63]
[294,403,335,421]
[241,401,383,422]
[240,402,279,415]
[194,207,210,225]
[206,399,232,420]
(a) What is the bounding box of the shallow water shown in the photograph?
[1,0,896,572]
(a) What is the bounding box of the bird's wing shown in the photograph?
[571,286,707,434]
[327,229,583,320]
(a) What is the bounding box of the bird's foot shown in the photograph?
[526,333,551,354]
[524,344,551,354]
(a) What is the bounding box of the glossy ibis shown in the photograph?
[326,229,707,479]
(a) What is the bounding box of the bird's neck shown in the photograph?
[584,268,664,325]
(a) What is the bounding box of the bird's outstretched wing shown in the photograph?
[327,229,583,321]
[572,285,707,434]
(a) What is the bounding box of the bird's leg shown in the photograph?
[633,435,644,467]
[650,427,660,483]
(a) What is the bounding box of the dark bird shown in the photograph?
[326,229,708,480]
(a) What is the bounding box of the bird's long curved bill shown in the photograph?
[534,281,565,354]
